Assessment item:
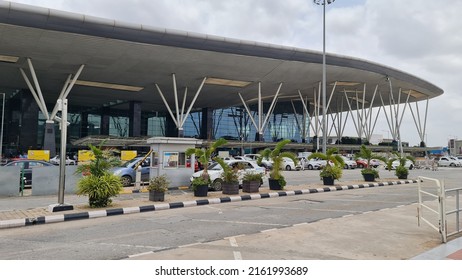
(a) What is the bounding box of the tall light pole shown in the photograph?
[0,93,4,163]
[314,0,335,154]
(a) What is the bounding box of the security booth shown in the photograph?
[147,137,202,187]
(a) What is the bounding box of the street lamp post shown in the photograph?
[314,0,335,154]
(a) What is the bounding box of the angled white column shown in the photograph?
[238,82,282,141]
[409,97,429,146]
[155,74,207,137]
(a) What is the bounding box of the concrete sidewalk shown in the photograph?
[1,179,461,260]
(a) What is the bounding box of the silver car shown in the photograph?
[112,157,151,187]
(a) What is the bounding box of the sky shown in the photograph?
[7,0,461,147]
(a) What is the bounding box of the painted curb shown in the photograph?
[0,180,418,229]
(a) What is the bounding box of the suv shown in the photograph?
[112,157,151,187]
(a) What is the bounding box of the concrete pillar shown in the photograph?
[100,107,110,135]
[201,107,213,140]
[19,90,39,153]
[129,101,141,137]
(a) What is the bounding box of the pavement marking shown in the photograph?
[261,228,278,233]
[179,242,202,248]
[228,236,243,260]
[194,219,287,227]
[128,251,154,258]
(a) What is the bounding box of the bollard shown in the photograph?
[135,165,141,190]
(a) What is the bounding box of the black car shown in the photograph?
[4,159,54,186]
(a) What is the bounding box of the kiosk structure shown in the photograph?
[147,137,202,187]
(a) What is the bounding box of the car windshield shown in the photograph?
[121,157,141,167]
[208,162,223,170]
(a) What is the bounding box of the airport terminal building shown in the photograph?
[0,1,444,157]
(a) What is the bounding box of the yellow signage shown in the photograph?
[28,150,50,161]
[121,150,137,161]
[78,150,95,162]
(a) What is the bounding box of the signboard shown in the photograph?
[28,150,50,161]
[121,150,137,161]
[78,150,95,162]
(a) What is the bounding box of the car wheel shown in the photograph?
[359,164,364,168]
[121,175,132,187]
[450,163,455,167]
[285,165,291,171]
[308,165,313,170]
[211,179,223,191]
[409,164,414,170]
[344,164,349,169]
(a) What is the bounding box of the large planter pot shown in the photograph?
[322,176,335,186]
[268,178,283,190]
[222,182,239,195]
[242,181,260,193]
[193,184,209,197]
[149,190,165,202]
[363,173,376,182]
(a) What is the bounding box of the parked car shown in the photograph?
[340,156,357,169]
[389,159,414,170]
[190,159,266,191]
[49,155,76,165]
[357,158,381,168]
[305,158,327,170]
[438,156,460,167]
[244,154,273,170]
[112,156,151,187]
[3,159,54,186]
[282,157,297,171]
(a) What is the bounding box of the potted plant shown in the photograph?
[257,139,298,190]
[191,177,210,197]
[242,172,264,193]
[214,157,240,195]
[355,145,387,182]
[75,142,123,208]
[386,152,415,180]
[308,147,345,185]
[186,138,228,194]
[147,174,169,201]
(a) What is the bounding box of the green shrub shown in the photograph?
[76,173,123,207]
[361,168,379,179]
[319,164,343,180]
[75,142,123,208]
[242,172,264,182]
[148,174,170,193]
[191,176,210,191]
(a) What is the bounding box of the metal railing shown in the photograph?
[418,176,462,243]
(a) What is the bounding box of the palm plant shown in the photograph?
[75,142,123,207]
[257,139,298,188]
[308,147,345,181]
[386,151,415,179]
[185,138,228,182]
[355,145,387,180]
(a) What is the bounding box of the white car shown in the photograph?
[49,155,76,165]
[281,157,297,171]
[190,160,266,191]
[306,158,326,170]
[438,156,461,167]
[244,154,273,170]
[390,159,414,170]
[340,156,357,169]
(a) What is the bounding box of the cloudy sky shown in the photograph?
[8,0,461,147]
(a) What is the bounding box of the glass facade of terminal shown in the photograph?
[2,92,310,156]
